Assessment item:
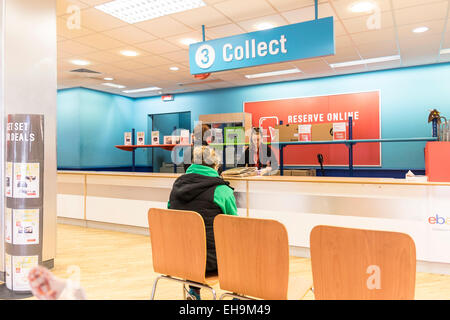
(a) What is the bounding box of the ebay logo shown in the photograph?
[428,215,450,225]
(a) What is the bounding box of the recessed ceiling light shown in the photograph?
[412,26,429,33]
[255,22,275,31]
[104,77,114,81]
[95,0,206,24]
[170,66,180,71]
[441,48,450,55]
[102,83,126,89]
[180,38,199,46]
[349,1,376,13]
[70,59,90,66]
[245,68,301,79]
[329,55,401,68]
[123,87,162,94]
[120,50,139,57]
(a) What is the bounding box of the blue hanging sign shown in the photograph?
[189,17,335,75]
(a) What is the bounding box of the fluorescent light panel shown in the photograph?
[123,87,162,94]
[330,55,400,68]
[95,0,206,24]
[349,1,376,13]
[245,68,301,79]
[440,48,450,55]
[70,59,90,66]
[102,83,126,89]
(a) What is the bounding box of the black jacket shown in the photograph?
[168,173,231,272]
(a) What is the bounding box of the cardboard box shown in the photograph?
[311,123,333,141]
[274,124,299,142]
[291,169,316,176]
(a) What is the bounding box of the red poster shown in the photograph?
[244,91,381,166]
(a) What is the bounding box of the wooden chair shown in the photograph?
[214,215,313,300]
[147,208,218,300]
[310,225,416,300]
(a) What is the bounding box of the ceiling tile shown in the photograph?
[57,0,89,16]
[366,59,401,71]
[397,20,446,39]
[237,14,288,33]
[399,34,442,66]
[134,16,194,38]
[350,28,396,46]
[76,7,128,32]
[165,32,206,50]
[341,11,394,34]
[58,39,98,55]
[333,64,368,75]
[325,46,361,63]
[75,33,125,50]
[103,26,157,44]
[135,39,181,55]
[133,55,174,67]
[281,3,337,24]
[171,6,231,29]
[357,41,399,59]
[163,50,190,63]
[214,0,276,21]
[78,0,111,5]
[268,0,327,12]
[331,0,392,20]
[391,0,448,10]
[57,16,95,39]
[294,59,334,74]
[394,1,449,25]
[206,23,246,39]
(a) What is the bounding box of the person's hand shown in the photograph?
[28,266,66,300]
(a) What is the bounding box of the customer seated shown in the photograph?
[168,145,238,299]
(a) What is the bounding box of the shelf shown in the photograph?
[115,144,192,152]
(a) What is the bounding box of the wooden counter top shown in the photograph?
[57,170,450,187]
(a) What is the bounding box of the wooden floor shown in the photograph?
[47,224,450,300]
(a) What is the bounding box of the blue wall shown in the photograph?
[57,62,450,170]
[58,87,135,169]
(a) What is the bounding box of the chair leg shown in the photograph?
[150,275,163,300]
[182,284,188,300]
[209,287,217,300]
[220,292,253,300]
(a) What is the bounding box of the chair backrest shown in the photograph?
[310,225,416,300]
[214,215,290,300]
[148,208,207,284]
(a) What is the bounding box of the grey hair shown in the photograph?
[193,146,220,170]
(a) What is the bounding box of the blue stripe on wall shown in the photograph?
[57,62,450,171]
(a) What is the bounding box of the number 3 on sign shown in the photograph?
[195,44,215,69]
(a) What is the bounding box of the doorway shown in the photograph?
[148,111,191,172]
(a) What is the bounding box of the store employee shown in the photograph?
[237,127,278,173]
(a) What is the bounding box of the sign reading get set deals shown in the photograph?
[189,17,335,74]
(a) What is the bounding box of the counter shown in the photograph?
[57,171,450,274]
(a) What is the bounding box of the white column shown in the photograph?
[0,0,57,275]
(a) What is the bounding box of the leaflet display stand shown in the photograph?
[0,114,44,299]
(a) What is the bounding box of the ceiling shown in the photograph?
[57,0,450,98]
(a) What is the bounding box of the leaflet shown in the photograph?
[13,209,40,245]
[13,163,40,198]
[5,162,13,197]
[12,256,38,291]
[5,208,12,244]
